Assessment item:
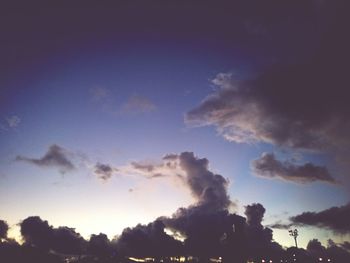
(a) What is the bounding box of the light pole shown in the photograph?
[289,229,298,248]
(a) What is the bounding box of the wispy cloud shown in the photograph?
[89,87,110,102]
[93,162,118,181]
[121,94,156,114]
[16,144,76,173]
[6,115,21,128]
[103,152,231,211]
[89,87,156,115]
[1,115,21,131]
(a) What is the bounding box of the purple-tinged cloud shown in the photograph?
[186,54,350,153]
[16,144,75,173]
[94,162,117,181]
[175,152,231,210]
[251,152,336,184]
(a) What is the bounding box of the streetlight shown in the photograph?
[289,229,298,248]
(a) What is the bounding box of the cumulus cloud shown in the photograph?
[121,94,156,113]
[251,152,336,184]
[175,152,231,210]
[94,162,118,181]
[186,57,350,152]
[121,152,231,210]
[291,203,350,234]
[16,144,75,173]
[186,7,350,153]
[113,152,253,259]
[142,153,283,260]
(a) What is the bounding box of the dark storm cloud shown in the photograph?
[186,61,350,152]
[94,162,117,181]
[16,144,75,173]
[251,153,336,184]
[291,203,350,234]
[0,220,9,239]
[186,2,350,154]
[20,216,86,254]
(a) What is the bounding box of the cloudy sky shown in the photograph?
[1,1,349,250]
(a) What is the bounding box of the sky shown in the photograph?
[1,1,350,251]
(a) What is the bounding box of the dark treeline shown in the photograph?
[1,210,350,263]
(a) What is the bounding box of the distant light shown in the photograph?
[262,260,265,263]
[269,260,273,263]
[319,258,323,261]
[128,257,146,262]
[327,259,331,262]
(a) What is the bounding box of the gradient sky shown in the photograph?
[1,2,349,249]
